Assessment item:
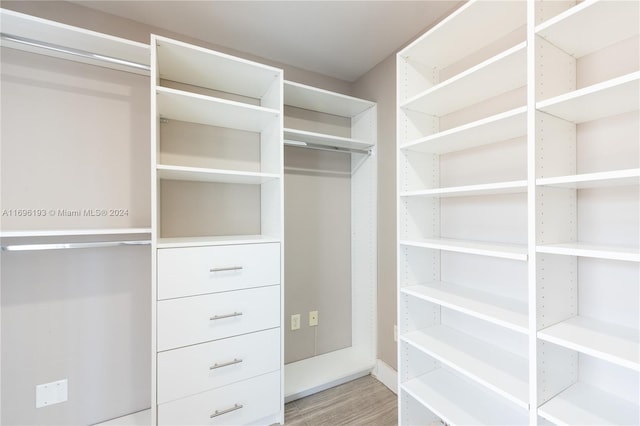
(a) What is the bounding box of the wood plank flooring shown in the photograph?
[284,375,398,426]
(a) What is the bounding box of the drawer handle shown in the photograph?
[210,403,243,419]
[209,311,243,321]
[210,358,243,370]
[210,266,243,273]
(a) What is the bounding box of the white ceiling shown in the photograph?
[72,1,460,82]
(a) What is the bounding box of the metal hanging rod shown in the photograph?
[0,33,151,72]
[284,140,371,155]
[1,240,151,252]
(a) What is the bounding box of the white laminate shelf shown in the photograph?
[401,42,527,117]
[401,369,528,426]
[156,86,280,132]
[400,180,527,198]
[156,164,279,184]
[284,81,374,118]
[536,0,639,59]
[155,35,280,101]
[402,283,528,334]
[536,242,640,263]
[0,228,151,238]
[536,72,640,123]
[0,9,150,75]
[400,238,528,261]
[401,107,527,154]
[402,326,528,408]
[156,235,280,249]
[283,128,372,152]
[538,316,639,372]
[399,0,526,72]
[538,382,640,426]
[537,169,640,189]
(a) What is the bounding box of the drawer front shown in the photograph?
[157,285,280,351]
[157,328,280,404]
[158,371,281,426]
[157,243,280,300]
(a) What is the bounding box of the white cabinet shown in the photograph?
[397,0,639,424]
[151,35,283,425]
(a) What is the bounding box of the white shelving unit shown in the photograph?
[398,0,639,424]
[151,35,283,425]
[282,81,377,402]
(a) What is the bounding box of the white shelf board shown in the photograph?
[538,316,639,372]
[400,0,526,71]
[537,242,640,263]
[536,0,639,58]
[94,409,151,426]
[157,164,279,184]
[0,228,151,238]
[0,9,149,75]
[284,128,372,151]
[400,238,528,261]
[157,235,280,249]
[402,283,528,334]
[401,180,527,198]
[156,86,279,132]
[284,347,375,402]
[537,169,640,189]
[401,107,527,154]
[401,369,528,426]
[536,72,640,123]
[155,35,280,100]
[284,80,374,117]
[402,326,528,408]
[538,382,640,426]
[402,42,527,116]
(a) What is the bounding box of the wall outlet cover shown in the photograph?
[36,379,68,408]
[291,314,301,330]
[309,310,319,327]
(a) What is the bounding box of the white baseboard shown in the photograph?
[372,359,398,395]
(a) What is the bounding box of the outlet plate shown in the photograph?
[36,379,68,408]
[291,314,300,330]
[309,310,318,327]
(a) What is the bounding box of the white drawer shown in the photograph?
[158,371,281,426]
[157,285,280,351]
[157,243,280,300]
[157,328,280,404]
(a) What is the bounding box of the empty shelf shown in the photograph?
[537,242,640,263]
[400,180,527,198]
[537,169,640,189]
[157,164,279,184]
[400,238,528,261]
[284,128,372,152]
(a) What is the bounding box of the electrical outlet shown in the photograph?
[309,310,318,327]
[291,314,300,330]
[36,379,68,408]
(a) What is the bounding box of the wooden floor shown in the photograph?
[284,375,398,426]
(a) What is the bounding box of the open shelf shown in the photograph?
[537,169,640,189]
[536,72,639,123]
[156,164,279,184]
[284,81,374,118]
[401,368,527,426]
[401,42,527,116]
[156,235,280,249]
[0,228,151,238]
[536,242,640,263]
[283,128,372,152]
[538,316,639,372]
[400,180,527,198]
[156,87,279,132]
[400,238,528,261]
[402,326,528,408]
[402,284,527,334]
[401,107,527,154]
[538,382,640,426]
[535,0,639,58]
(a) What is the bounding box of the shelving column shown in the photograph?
[151,35,284,425]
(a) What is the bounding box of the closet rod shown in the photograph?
[284,140,370,155]
[0,33,151,72]
[1,240,151,252]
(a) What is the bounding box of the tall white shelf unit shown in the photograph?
[397,0,639,425]
[151,36,284,424]
[283,81,377,401]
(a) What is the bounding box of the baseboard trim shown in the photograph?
[372,359,398,395]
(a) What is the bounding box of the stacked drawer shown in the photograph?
[156,243,281,425]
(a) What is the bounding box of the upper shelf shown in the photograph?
[536,0,640,59]
[157,164,279,185]
[400,238,528,262]
[284,81,374,118]
[283,128,372,153]
[154,35,281,101]
[537,242,640,263]
[0,8,150,75]
[537,169,640,189]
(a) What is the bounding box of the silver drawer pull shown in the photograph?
[209,311,243,321]
[210,403,243,419]
[210,266,243,273]
[209,358,243,370]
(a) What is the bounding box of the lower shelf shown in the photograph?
[538,382,640,425]
[401,368,528,425]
